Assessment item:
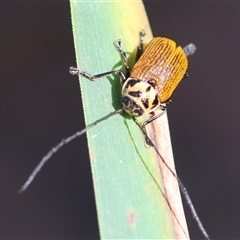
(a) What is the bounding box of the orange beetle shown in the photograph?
[19,32,210,240]
[19,31,195,191]
[69,31,189,138]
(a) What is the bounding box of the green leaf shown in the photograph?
[70,1,189,239]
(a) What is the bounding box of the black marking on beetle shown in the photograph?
[134,108,143,116]
[151,95,159,108]
[141,98,149,109]
[146,86,151,92]
[147,79,156,88]
[128,90,142,97]
[125,79,140,88]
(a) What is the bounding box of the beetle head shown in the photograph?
[121,78,160,116]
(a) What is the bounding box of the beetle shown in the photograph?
[69,31,188,145]
[19,31,210,239]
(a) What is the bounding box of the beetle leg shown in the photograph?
[133,116,151,145]
[142,110,166,145]
[160,104,167,111]
[69,66,127,83]
[133,108,166,146]
[136,30,146,62]
[182,72,189,80]
[114,40,130,80]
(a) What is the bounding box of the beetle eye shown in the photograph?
[121,97,143,116]
[121,96,131,107]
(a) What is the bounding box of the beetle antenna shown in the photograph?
[183,43,197,57]
[140,129,210,240]
[18,108,124,194]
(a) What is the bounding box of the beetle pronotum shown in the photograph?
[19,31,210,239]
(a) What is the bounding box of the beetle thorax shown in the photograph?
[121,78,160,116]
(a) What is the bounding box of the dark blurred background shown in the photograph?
[1,2,240,239]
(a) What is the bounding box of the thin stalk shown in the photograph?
[70,1,188,239]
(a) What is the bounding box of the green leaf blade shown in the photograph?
[70,1,189,239]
